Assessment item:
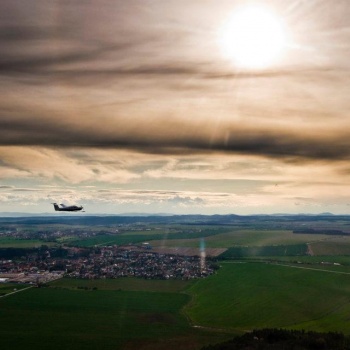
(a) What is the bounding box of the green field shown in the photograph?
[120,229,166,236]
[310,239,350,255]
[185,262,350,334]
[3,262,350,350]
[3,219,350,349]
[219,244,308,258]
[51,277,194,293]
[0,284,232,350]
[0,283,29,296]
[150,229,330,249]
[68,234,158,247]
[70,228,226,247]
[3,258,350,349]
[254,255,350,264]
[0,237,55,248]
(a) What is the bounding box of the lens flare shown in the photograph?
[200,238,206,272]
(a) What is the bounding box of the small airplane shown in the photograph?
[52,203,84,212]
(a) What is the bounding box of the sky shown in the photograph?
[1,0,350,215]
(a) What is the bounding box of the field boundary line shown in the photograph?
[181,289,239,334]
[273,263,350,275]
[0,285,34,298]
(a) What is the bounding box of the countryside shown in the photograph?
[1,214,350,349]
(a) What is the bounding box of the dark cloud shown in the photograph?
[0,25,57,42]
[0,1,165,80]
[0,113,349,162]
[0,41,338,82]
[1,1,342,84]
[10,187,46,192]
[1,0,350,164]
[0,40,139,76]
[0,0,350,215]
[132,190,180,195]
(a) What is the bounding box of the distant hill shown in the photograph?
[0,213,349,226]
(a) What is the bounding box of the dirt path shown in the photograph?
[0,285,34,299]
[273,263,350,275]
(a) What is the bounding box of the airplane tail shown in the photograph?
[53,203,60,211]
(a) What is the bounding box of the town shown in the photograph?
[0,244,218,284]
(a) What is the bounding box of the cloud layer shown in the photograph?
[0,116,350,161]
[1,0,350,213]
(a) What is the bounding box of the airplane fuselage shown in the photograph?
[53,203,83,212]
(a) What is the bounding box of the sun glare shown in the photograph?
[219,6,287,69]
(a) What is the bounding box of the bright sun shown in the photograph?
[219,6,287,69]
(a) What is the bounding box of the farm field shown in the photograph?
[150,229,330,249]
[68,233,159,247]
[0,237,56,248]
[245,256,350,274]
[272,262,350,274]
[0,284,233,350]
[185,262,350,334]
[50,277,194,293]
[219,244,308,258]
[2,216,350,349]
[0,283,28,296]
[263,255,350,265]
[309,238,350,255]
[3,261,350,349]
[69,228,226,247]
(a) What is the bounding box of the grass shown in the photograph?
[185,262,350,334]
[121,229,168,236]
[0,237,55,248]
[3,225,350,348]
[150,229,330,249]
[253,255,350,265]
[310,240,350,255]
[219,244,308,258]
[69,234,156,247]
[0,283,28,296]
[0,288,184,349]
[50,277,194,293]
[70,228,226,247]
[237,256,350,274]
[0,283,234,350]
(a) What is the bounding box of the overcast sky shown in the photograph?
[1,0,350,215]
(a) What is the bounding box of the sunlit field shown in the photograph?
[69,228,227,247]
[150,229,330,249]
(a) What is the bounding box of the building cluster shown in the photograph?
[0,223,167,242]
[0,270,63,284]
[69,247,214,279]
[0,227,113,242]
[0,245,216,283]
